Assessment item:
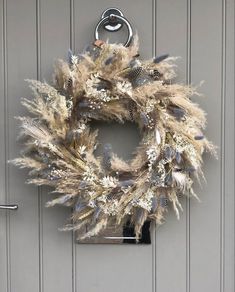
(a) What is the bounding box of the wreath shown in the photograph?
[12,37,216,240]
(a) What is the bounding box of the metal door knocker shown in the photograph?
[94,8,133,47]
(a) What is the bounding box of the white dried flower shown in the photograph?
[116,81,132,97]
[87,191,96,199]
[146,146,159,171]
[47,142,58,153]
[74,119,87,134]
[77,123,86,133]
[157,161,166,186]
[102,199,119,215]
[173,134,199,169]
[173,134,187,152]
[97,89,112,102]
[145,99,156,113]
[83,167,96,183]
[78,145,86,155]
[131,189,154,212]
[71,55,78,66]
[151,159,166,187]
[172,171,192,192]
[100,176,118,188]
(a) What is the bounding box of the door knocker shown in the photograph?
[94,8,133,47]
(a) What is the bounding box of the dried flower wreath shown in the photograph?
[12,36,216,240]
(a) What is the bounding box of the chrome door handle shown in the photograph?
[0,204,18,210]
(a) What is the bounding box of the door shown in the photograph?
[0,0,234,292]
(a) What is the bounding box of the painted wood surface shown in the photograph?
[0,1,234,292]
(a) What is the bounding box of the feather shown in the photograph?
[164,145,175,160]
[140,112,149,126]
[127,66,143,80]
[160,195,168,207]
[153,54,169,63]
[151,172,158,184]
[79,181,87,189]
[151,69,162,80]
[46,194,73,207]
[104,56,115,65]
[67,77,73,89]
[75,201,87,212]
[168,106,186,120]
[84,44,100,60]
[151,196,158,212]
[194,135,204,140]
[175,151,182,164]
[155,129,161,145]
[78,100,90,108]
[119,179,134,188]
[92,207,102,224]
[133,74,152,87]
[172,171,187,191]
[129,58,141,68]
[68,49,73,65]
[184,166,196,173]
[165,172,173,186]
[128,101,136,121]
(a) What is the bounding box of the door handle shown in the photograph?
[0,204,18,210]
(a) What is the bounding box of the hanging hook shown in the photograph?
[94,8,133,47]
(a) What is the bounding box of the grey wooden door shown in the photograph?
[0,0,234,292]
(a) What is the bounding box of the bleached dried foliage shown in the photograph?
[12,36,216,240]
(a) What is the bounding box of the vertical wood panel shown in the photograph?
[6,0,40,291]
[220,1,226,291]
[74,1,153,292]
[190,1,222,291]
[38,1,73,292]
[224,0,234,291]
[152,3,157,291]
[0,0,8,291]
[69,3,77,292]
[155,1,188,291]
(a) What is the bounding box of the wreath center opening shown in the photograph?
[90,120,141,162]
